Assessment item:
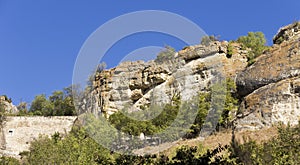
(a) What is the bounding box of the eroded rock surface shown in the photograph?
[235,22,300,131]
[92,41,247,116]
[236,77,300,130]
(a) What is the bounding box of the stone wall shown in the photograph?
[0,116,77,157]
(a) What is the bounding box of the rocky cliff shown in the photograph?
[236,22,300,130]
[87,22,300,132]
[91,41,248,117]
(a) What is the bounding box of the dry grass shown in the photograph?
[133,127,278,157]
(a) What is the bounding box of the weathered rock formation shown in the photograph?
[236,77,300,130]
[0,96,18,114]
[236,37,300,97]
[91,41,248,116]
[273,22,300,45]
[236,22,300,130]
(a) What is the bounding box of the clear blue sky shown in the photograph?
[0,0,299,105]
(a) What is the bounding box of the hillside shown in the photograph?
[0,22,300,164]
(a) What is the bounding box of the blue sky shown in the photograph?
[0,0,299,105]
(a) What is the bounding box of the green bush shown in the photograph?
[237,32,268,65]
[154,46,176,63]
[23,127,115,165]
[227,42,234,58]
[108,95,181,137]
[234,123,300,164]
[29,86,76,116]
[0,156,20,165]
[22,121,300,164]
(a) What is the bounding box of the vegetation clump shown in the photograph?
[154,46,176,63]
[200,35,220,46]
[29,86,76,116]
[236,31,268,65]
[226,42,234,58]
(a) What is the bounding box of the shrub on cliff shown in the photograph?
[154,46,176,63]
[237,32,268,65]
[200,35,220,46]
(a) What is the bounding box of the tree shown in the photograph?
[96,62,107,73]
[233,123,300,164]
[30,86,76,116]
[0,101,7,122]
[237,32,267,65]
[23,127,115,164]
[49,90,64,116]
[30,94,51,116]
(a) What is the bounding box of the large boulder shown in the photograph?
[236,35,300,97]
[236,77,300,131]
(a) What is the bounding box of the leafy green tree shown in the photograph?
[30,94,52,116]
[49,90,64,115]
[219,78,239,128]
[237,32,267,65]
[30,86,76,116]
[24,127,115,165]
[0,101,7,122]
[227,42,234,58]
[0,156,20,165]
[16,102,29,116]
[185,92,210,138]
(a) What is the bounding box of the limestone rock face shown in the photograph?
[0,96,18,114]
[92,41,247,116]
[83,22,300,132]
[235,22,300,131]
[273,22,300,45]
[236,36,300,97]
[236,77,300,131]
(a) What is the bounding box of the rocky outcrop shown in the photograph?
[85,22,300,132]
[237,30,300,97]
[92,41,248,116]
[273,22,300,45]
[236,77,300,130]
[236,21,300,131]
[0,96,18,114]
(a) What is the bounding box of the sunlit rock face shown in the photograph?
[84,22,300,132]
[0,96,18,114]
[236,77,300,131]
[235,22,300,131]
[90,41,247,116]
